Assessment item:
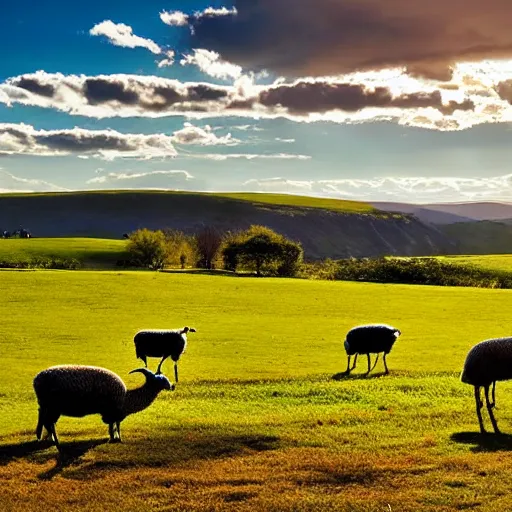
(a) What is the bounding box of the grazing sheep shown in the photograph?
[461,337,512,434]
[343,324,401,376]
[134,326,196,382]
[33,365,173,450]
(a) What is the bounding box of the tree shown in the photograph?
[126,229,167,269]
[162,228,195,269]
[195,226,223,269]
[221,225,303,277]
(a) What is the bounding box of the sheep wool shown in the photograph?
[134,326,196,382]
[33,365,173,451]
[343,324,401,376]
[461,337,512,434]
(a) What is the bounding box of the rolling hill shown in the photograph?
[0,191,457,260]
[372,200,512,225]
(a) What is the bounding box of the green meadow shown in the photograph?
[441,254,512,273]
[0,238,127,268]
[2,270,512,511]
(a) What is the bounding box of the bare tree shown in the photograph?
[195,226,223,269]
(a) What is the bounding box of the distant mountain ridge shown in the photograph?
[371,201,512,225]
[0,191,457,260]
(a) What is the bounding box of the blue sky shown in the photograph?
[2,0,512,202]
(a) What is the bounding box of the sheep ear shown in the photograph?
[189,328,196,333]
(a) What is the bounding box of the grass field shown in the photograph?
[2,190,377,214]
[440,254,512,273]
[2,271,512,510]
[212,192,378,213]
[0,238,128,268]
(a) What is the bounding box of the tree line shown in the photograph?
[126,225,304,277]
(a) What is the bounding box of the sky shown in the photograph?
[3,1,512,203]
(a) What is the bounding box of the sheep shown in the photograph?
[461,337,512,434]
[343,324,401,376]
[134,326,196,383]
[33,365,173,450]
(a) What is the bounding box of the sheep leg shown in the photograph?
[491,381,497,408]
[174,363,179,383]
[108,423,116,442]
[36,409,44,440]
[48,423,60,450]
[370,354,380,372]
[351,354,358,370]
[116,422,122,442]
[365,354,371,375]
[344,355,352,374]
[484,385,501,434]
[474,386,486,434]
[156,356,168,375]
[383,353,389,375]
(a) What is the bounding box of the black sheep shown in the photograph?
[343,324,401,375]
[461,337,512,434]
[134,326,196,382]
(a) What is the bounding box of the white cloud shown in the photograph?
[157,50,175,68]
[86,170,194,190]
[243,175,512,202]
[275,138,295,143]
[0,169,68,193]
[196,153,311,161]
[160,7,237,27]
[172,123,239,145]
[160,10,189,27]
[0,123,177,160]
[180,49,242,80]
[90,20,161,55]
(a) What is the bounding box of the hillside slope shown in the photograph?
[440,221,512,254]
[0,191,458,259]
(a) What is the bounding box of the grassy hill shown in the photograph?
[0,238,128,268]
[439,254,512,272]
[0,191,457,259]
[1,271,512,510]
[441,221,512,254]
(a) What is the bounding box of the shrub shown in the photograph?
[0,258,81,270]
[222,225,303,277]
[300,257,512,289]
[126,229,167,270]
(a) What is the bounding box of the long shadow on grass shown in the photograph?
[451,432,512,452]
[331,371,389,381]
[0,438,108,480]
[0,432,280,480]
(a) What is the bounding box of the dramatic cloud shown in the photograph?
[172,123,239,145]
[0,169,67,193]
[180,49,242,80]
[87,170,194,189]
[0,71,480,130]
[90,20,161,55]
[0,123,177,160]
[186,0,512,80]
[243,174,512,202]
[157,50,175,68]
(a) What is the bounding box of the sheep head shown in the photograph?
[129,368,175,391]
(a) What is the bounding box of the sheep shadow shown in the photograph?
[332,371,389,381]
[55,432,281,480]
[0,438,108,480]
[1,432,281,481]
[451,431,512,452]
